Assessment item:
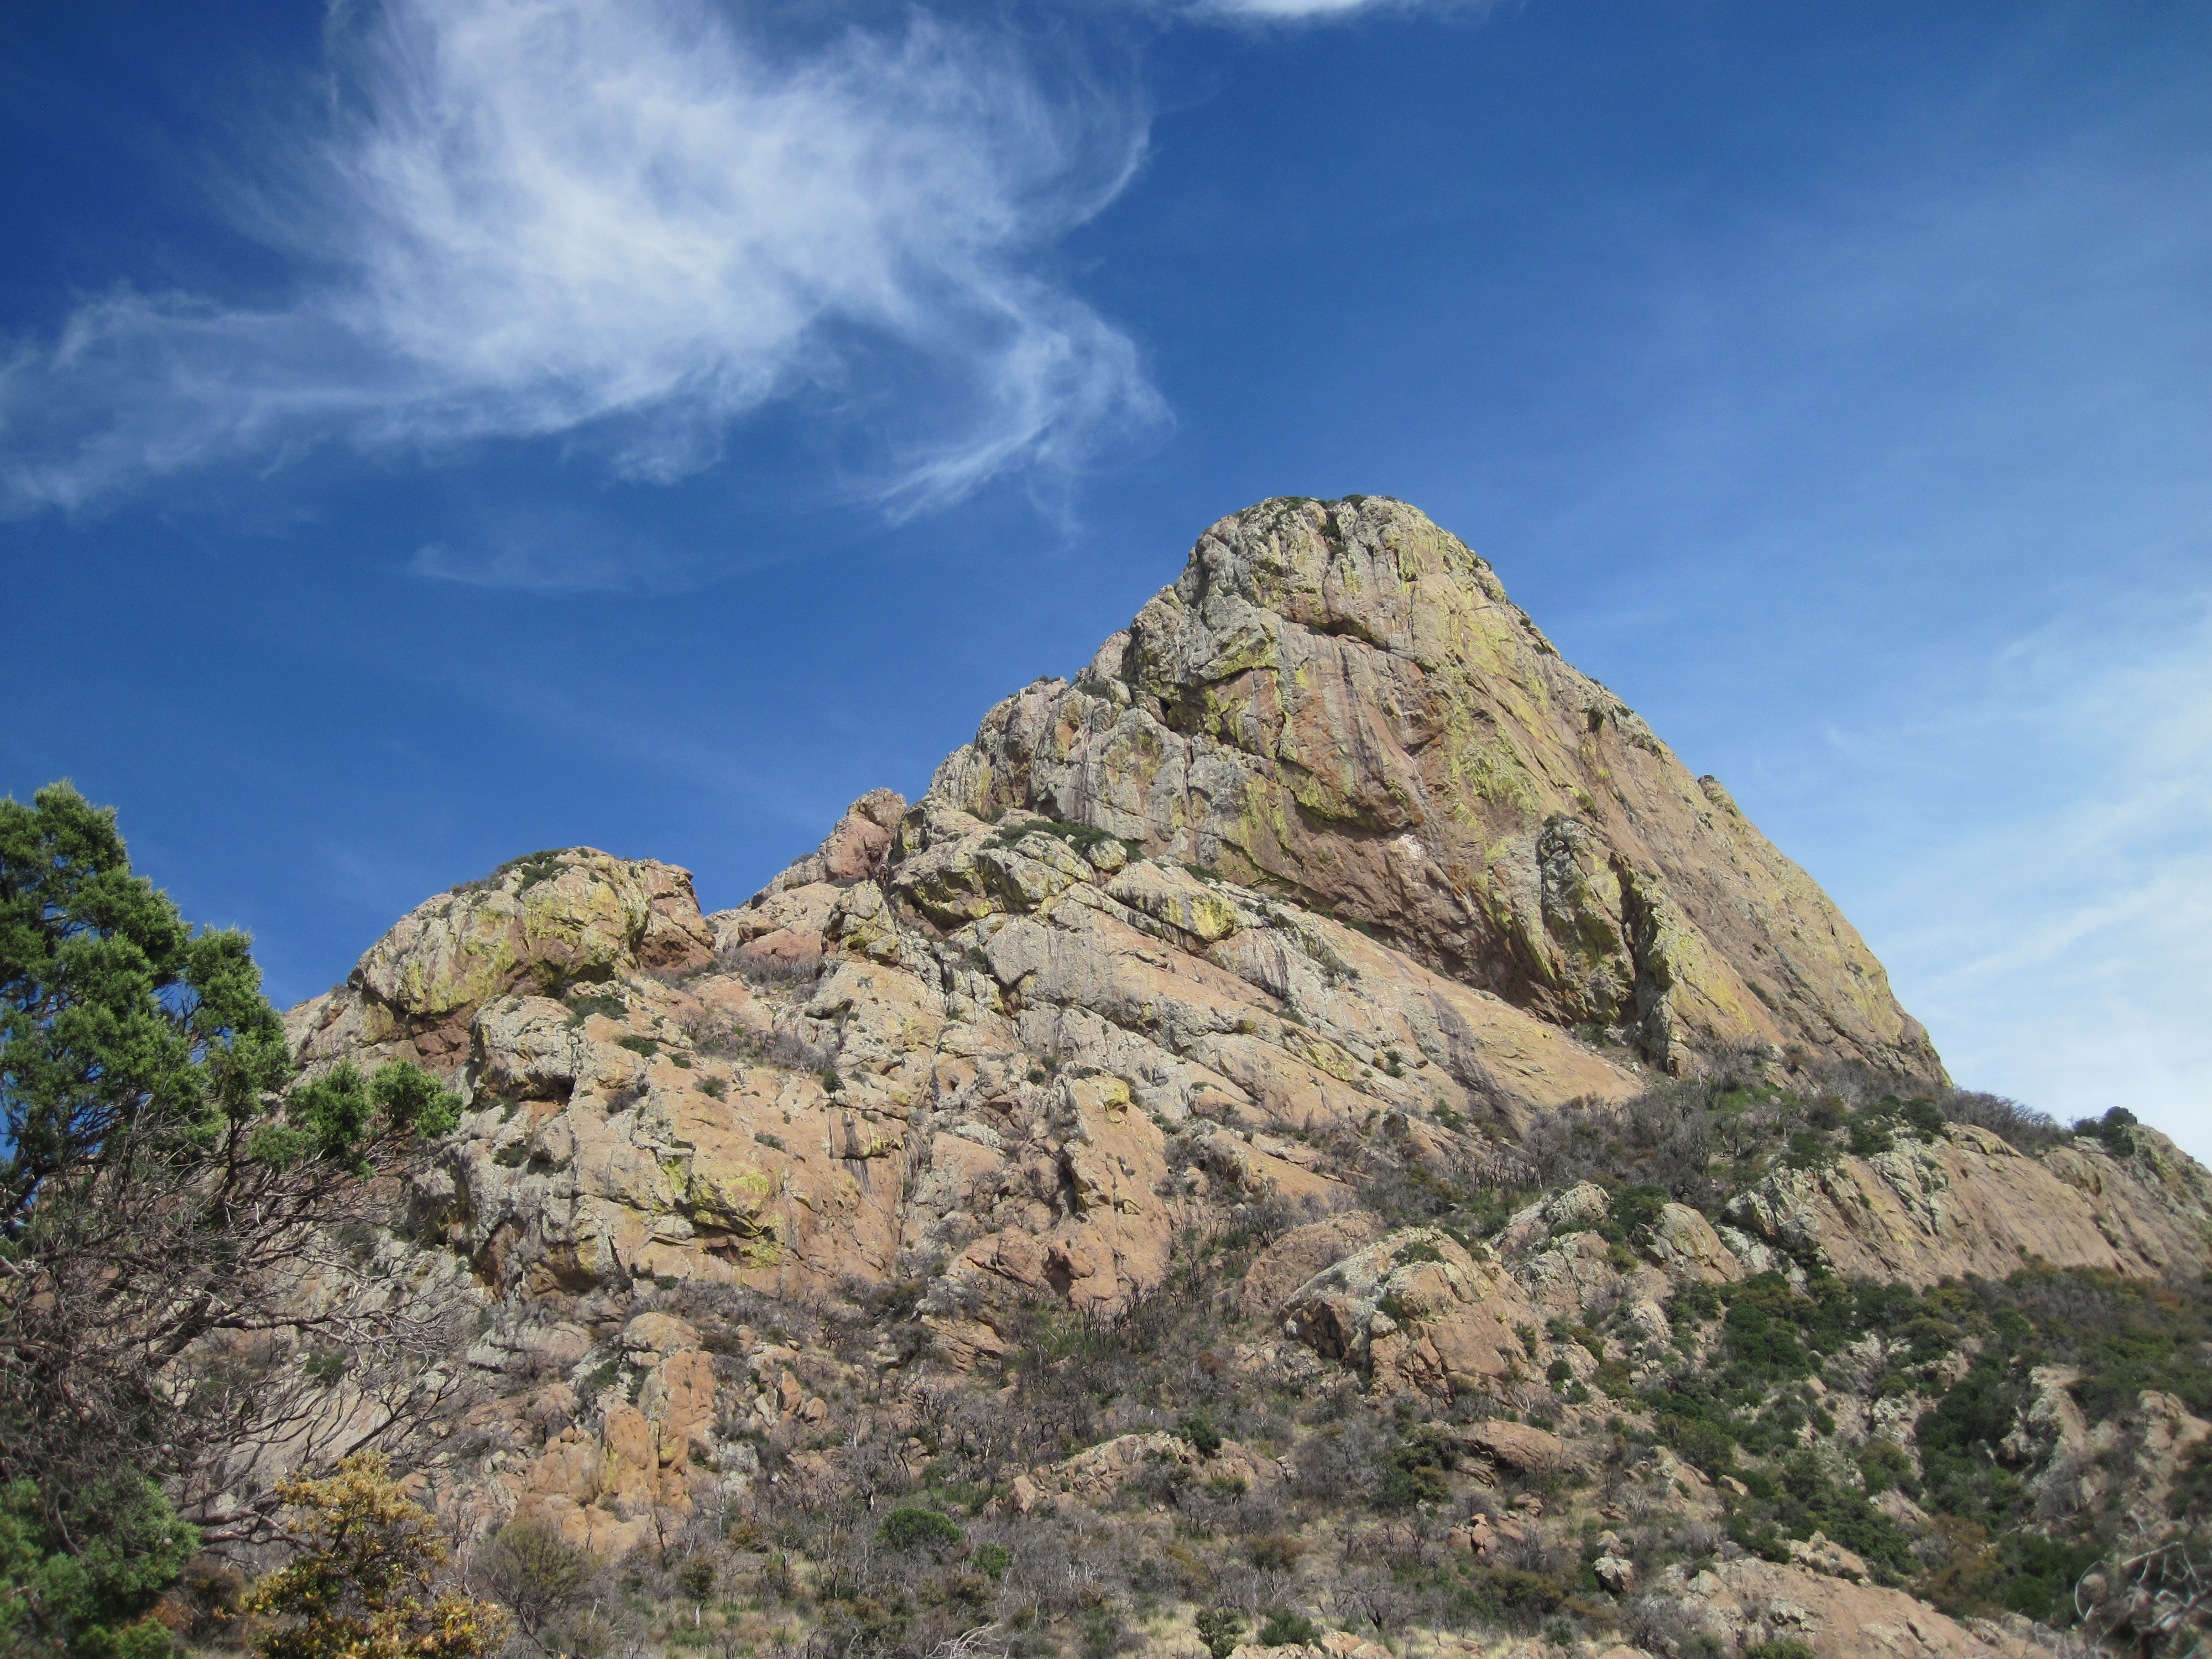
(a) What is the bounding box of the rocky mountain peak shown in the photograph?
[247,498,2212,1659]
[927,495,1938,1078]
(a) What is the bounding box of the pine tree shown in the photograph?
[1,784,468,1640]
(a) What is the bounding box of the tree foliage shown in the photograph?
[0,785,471,1628]
[246,1454,507,1659]
[0,1474,196,1659]
[0,781,291,1228]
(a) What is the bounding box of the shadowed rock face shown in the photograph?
[925,495,1939,1078]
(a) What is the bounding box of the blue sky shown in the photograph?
[3,0,2207,1151]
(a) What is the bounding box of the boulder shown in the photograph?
[1463,1420,1582,1476]
[1279,1228,1543,1399]
[1678,1557,2046,1659]
[1240,1211,1385,1315]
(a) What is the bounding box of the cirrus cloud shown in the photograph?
[0,0,1164,519]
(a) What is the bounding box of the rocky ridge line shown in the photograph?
[265,498,2212,1659]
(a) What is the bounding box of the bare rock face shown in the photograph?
[263,498,2212,1659]
[924,496,1938,1077]
[1277,1227,1545,1399]
[286,848,716,1072]
[1670,1556,2044,1659]
[1240,1211,1386,1315]
[1720,1123,2212,1286]
[288,797,1647,1327]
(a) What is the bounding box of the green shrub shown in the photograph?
[1194,1609,1243,1659]
[1783,1129,1837,1170]
[1079,1610,1126,1659]
[989,817,1121,858]
[1772,1452,1914,1572]
[1858,1438,1915,1496]
[1667,1280,1724,1326]
[1471,1567,1567,1619]
[1607,1184,1670,1243]
[1657,1413,1735,1475]
[1992,1535,2101,1623]
[877,1507,963,1554]
[495,850,567,892]
[1724,1286,1815,1376]
[1256,1611,1319,1648]
[1372,1428,1452,1512]
[2073,1107,2138,1156]
[1180,1416,1223,1457]
[1917,1361,2022,1522]
[1898,1098,1948,1140]
[1847,1116,1895,1157]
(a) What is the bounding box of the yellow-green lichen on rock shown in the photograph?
[310,849,716,1072]
[920,495,1943,1081]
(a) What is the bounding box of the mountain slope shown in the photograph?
[260,499,2209,1659]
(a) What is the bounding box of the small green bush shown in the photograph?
[1194,1609,1244,1659]
[1847,1114,1895,1157]
[1898,1098,1949,1140]
[496,849,567,892]
[2073,1106,2138,1156]
[1256,1611,1319,1648]
[1656,1413,1735,1475]
[0,1475,197,1659]
[877,1507,962,1554]
[1858,1438,1915,1496]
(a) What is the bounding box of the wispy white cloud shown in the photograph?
[1199,0,1392,15]
[1185,0,1471,19]
[1813,593,2212,1157]
[1503,99,2212,1156]
[0,0,1162,522]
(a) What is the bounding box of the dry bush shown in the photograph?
[476,1519,603,1656]
[721,949,823,986]
[1938,1089,2067,1151]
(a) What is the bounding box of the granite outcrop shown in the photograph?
[925,497,1938,1078]
[262,498,2212,1659]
